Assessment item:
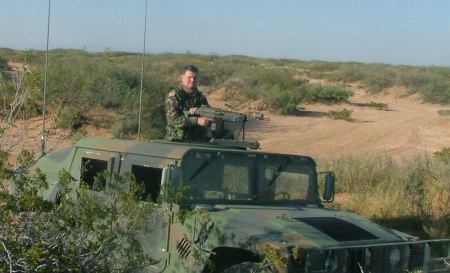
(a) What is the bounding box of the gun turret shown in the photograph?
[184,106,264,148]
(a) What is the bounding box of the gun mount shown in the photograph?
[184,106,264,149]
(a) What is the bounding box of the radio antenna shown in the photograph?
[138,0,148,141]
[41,0,51,156]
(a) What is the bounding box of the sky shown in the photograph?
[1,1,450,67]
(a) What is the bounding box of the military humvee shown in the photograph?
[11,137,449,272]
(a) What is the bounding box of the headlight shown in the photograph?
[389,247,401,266]
[324,250,339,271]
[308,249,348,273]
[289,247,307,268]
[371,245,410,272]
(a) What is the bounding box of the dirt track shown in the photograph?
[208,85,450,160]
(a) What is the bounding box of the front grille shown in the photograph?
[297,240,450,273]
[370,245,410,273]
[307,245,410,273]
[428,257,450,273]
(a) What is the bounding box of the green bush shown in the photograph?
[397,68,433,87]
[434,147,450,163]
[0,55,9,71]
[307,61,340,73]
[328,63,366,83]
[366,101,388,110]
[309,85,354,103]
[55,107,85,131]
[328,108,353,121]
[418,80,450,104]
[1,166,157,272]
[438,109,450,116]
[363,68,396,93]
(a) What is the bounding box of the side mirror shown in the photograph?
[161,165,183,199]
[322,172,335,202]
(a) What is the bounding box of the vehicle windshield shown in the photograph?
[181,150,318,204]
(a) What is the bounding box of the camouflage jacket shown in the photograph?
[165,85,210,141]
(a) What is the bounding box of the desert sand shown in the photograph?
[207,84,450,160]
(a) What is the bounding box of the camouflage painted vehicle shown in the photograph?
[12,138,450,272]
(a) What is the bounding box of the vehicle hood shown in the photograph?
[195,204,414,250]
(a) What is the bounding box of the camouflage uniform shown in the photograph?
[165,85,210,141]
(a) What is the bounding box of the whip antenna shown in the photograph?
[41,0,51,156]
[138,0,148,141]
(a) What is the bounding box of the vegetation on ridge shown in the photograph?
[1,48,448,139]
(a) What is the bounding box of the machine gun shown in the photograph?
[184,106,264,149]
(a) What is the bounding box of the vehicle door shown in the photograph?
[120,153,174,272]
[69,148,121,195]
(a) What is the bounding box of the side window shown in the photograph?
[81,158,108,191]
[131,165,162,202]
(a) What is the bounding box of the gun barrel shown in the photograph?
[195,107,246,122]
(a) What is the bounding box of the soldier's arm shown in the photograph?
[166,95,198,128]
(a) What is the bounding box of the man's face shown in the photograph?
[181,70,198,92]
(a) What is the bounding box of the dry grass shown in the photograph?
[318,152,449,240]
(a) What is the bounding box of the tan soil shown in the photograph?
[206,85,450,161]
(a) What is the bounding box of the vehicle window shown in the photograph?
[130,165,162,202]
[182,151,317,203]
[81,158,108,191]
[258,161,315,202]
[182,152,251,201]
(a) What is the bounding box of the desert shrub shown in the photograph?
[434,147,450,164]
[304,85,353,103]
[318,154,449,239]
[55,106,85,131]
[253,68,298,89]
[418,80,450,104]
[262,87,303,114]
[307,61,340,73]
[239,66,353,113]
[1,166,158,272]
[0,55,8,71]
[243,83,353,114]
[363,67,396,93]
[438,109,450,116]
[328,108,353,121]
[397,68,433,87]
[366,101,388,110]
[327,63,366,83]
[0,48,20,63]
[111,114,139,139]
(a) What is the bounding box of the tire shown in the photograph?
[221,262,273,273]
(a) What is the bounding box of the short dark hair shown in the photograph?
[183,65,199,74]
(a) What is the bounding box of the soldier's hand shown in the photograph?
[197,117,212,126]
[189,107,198,115]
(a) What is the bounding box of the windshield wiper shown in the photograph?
[268,157,292,187]
[188,152,220,181]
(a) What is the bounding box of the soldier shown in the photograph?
[165,65,211,141]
